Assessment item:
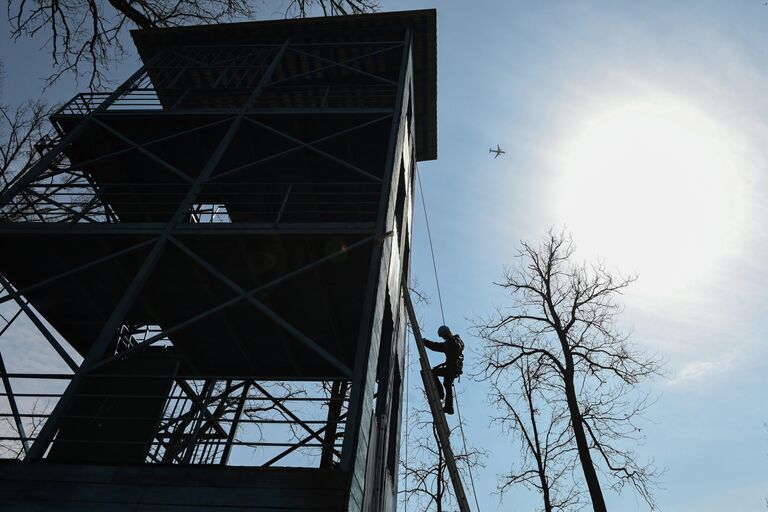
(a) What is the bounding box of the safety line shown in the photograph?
[456,395,482,512]
[415,164,481,511]
[416,166,446,326]
[403,333,410,512]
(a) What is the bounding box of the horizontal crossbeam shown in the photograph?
[169,236,354,377]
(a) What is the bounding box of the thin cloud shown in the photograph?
[666,358,734,387]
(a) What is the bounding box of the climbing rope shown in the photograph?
[416,167,446,325]
[456,395,482,512]
[403,333,410,512]
[415,164,481,512]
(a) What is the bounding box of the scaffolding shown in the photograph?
[0,10,436,512]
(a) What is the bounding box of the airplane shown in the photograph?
[489,144,505,159]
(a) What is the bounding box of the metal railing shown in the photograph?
[52,40,401,117]
[54,83,397,116]
[0,181,380,225]
[0,372,350,467]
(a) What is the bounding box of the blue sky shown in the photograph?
[2,1,767,510]
[398,2,768,511]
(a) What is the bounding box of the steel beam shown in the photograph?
[262,412,348,468]
[0,372,349,382]
[169,236,354,377]
[180,380,216,464]
[0,52,167,208]
[0,335,29,455]
[210,113,391,182]
[56,116,234,173]
[0,275,79,372]
[0,238,157,306]
[25,40,292,460]
[0,222,375,235]
[70,193,104,223]
[219,381,250,465]
[340,28,412,474]
[251,382,341,459]
[242,117,383,183]
[175,380,229,438]
[54,108,393,118]
[276,44,402,87]
[91,118,195,184]
[84,234,374,373]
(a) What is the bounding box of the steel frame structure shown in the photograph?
[0,10,436,512]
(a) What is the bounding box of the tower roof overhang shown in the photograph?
[131,9,437,161]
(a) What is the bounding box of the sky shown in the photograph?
[2,1,768,511]
[394,2,768,511]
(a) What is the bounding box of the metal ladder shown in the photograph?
[402,285,472,512]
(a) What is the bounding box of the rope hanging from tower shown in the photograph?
[411,164,482,512]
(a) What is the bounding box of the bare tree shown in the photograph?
[400,278,487,511]
[151,379,312,465]
[399,397,485,512]
[319,379,349,468]
[288,0,380,16]
[491,356,582,512]
[476,229,662,512]
[0,399,49,459]
[408,277,431,308]
[6,0,380,89]
[0,100,86,223]
[0,100,52,192]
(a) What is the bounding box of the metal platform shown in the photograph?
[0,231,372,377]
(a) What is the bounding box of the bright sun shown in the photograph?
[554,97,746,300]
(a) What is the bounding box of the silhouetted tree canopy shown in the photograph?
[476,229,663,512]
[399,395,485,512]
[491,357,583,512]
[0,100,53,192]
[6,0,380,89]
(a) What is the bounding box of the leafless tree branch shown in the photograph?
[475,229,663,512]
[7,0,379,90]
[399,394,486,512]
[490,356,583,512]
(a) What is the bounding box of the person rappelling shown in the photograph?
[423,325,464,415]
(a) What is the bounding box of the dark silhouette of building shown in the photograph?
[0,9,436,511]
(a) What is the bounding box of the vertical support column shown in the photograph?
[0,275,78,372]
[320,380,349,468]
[0,350,28,455]
[340,27,412,512]
[181,380,216,464]
[220,381,251,465]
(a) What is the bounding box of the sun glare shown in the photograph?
[554,97,746,300]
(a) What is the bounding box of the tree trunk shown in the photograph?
[539,471,553,512]
[320,380,347,468]
[563,371,607,512]
[529,383,553,512]
[434,423,443,512]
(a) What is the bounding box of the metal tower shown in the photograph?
[0,10,436,511]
